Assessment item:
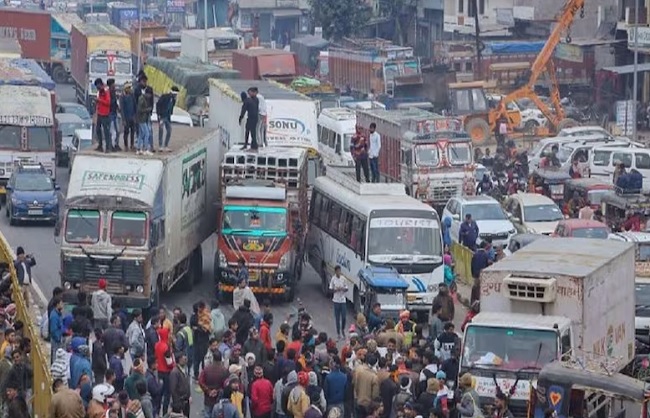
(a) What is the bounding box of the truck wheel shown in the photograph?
[557,118,579,131]
[192,250,203,284]
[52,66,68,84]
[465,118,491,146]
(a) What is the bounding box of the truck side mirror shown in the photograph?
[54,221,61,237]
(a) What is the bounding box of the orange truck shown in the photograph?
[215,146,309,302]
[231,48,297,83]
[127,23,168,72]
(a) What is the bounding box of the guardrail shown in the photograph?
[450,242,474,286]
[0,231,51,418]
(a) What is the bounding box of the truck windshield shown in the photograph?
[0,126,20,148]
[66,209,100,244]
[415,145,439,166]
[448,143,472,165]
[222,206,287,237]
[367,216,442,262]
[29,127,53,151]
[462,325,558,370]
[114,59,132,75]
[111,211,147,246]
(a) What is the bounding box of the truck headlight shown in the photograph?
[218,250,227,268]
[427,284,436,292]
[136,285,144,293]
[278,253,290,270]
[63,281,71,290]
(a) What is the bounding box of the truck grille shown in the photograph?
[62,257,145,283]
[431,184,460,202]
[82,282,127,295]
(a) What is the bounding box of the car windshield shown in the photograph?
[556,146,573,163]
[448,143,472,165]
[111,211,147,246]
[462,325,557,370]
[14,173,53,191]
[60,122,88,137]
[636,283,650,308]
[592,150,612,166]
[524,204,563,222]
[463,204,506,220]
[367,217,442,262]
[60,106,90,121]
[570,227,609,239]
[65,209,100,244]
[638,244,650,262]
[415,145,439,166]
[28,127,52,151]
[222,206,287,236]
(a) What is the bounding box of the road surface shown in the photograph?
[3,84,466,418]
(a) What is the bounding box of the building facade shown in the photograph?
[235,0,310,43]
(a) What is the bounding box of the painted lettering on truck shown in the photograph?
[181,148,207,229]
[593,322,626,357]
[0,27,36,41]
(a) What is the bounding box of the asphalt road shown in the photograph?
[4,84,466,417]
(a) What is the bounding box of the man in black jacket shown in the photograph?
[238,88,259,150]
[231,299,255,346]
[156,86,178,151]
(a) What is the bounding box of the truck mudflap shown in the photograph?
[219,284,286,294]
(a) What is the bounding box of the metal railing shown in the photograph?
[0,230,51,418]
[450,242,474,286]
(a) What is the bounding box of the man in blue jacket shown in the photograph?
[458,214,479,251]
[324,357,348,414]
[70,344,92,389]
[49,297,64,365]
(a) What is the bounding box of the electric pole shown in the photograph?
[473,0,482,79]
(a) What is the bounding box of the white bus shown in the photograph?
[306,168,443,321]
[317,107,356,167]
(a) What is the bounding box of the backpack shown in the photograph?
[40,313,49,341]
[213,399,228,418]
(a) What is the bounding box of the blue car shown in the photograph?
[5,165,60,225]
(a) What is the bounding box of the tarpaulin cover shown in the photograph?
[290,77,321,88]
[483,41,547,55]
[144,57,239,109]
[0,58,55,91]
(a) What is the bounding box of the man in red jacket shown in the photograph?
[94,78,112,153]
[250,365,273,418]
[155,327,174,415]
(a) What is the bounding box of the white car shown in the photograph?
[442,195,516,248]
[503,193,564,235]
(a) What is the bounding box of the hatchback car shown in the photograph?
[442,195,516,248]
[55,113,90,167]
[552,219,609,239]
[503,193,564,235]
[5,164,60,225]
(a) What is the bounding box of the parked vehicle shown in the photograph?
[6,163,60,225]
[563,177,612,211]
[590,146,650,191]
[529,168,571,205]
[67,128,93,174]
[231,48,297,83]
[600,191,650,232]
[107,2,139,30]
[503,192,564,235]
[528,136,635,170]
[55,113,90,167]
[503,233,548,256]
[56,102,92,125]
[58,126,225,310]
[181,28,243,66]
[357,266,409,320]
[551,219,609,239]
[442,195,516,248]
[460,238,635,414]
[317,107,356,168]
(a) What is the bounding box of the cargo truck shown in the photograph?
[356,108,474,209]
[180,28,243,65]
[127,23,168,72]
[231,49,297,83]
[290,35,329,76]
[107,2,139,30]
[70,22,132,111]
[208,78,323,184]
[0,39,21,58]
[215,146,309,302]
[0,9,82,83]
[57,126,224,310]
[460,238,635,416]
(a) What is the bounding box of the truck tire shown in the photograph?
[557,118,579,131]
[465,118,491,145]
[192,249,203,284]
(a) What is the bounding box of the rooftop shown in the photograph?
[211,79,313,101]
[74,23,128,37]
[509,192,558,206]
[52,12,83,32]
[0,85,53,122]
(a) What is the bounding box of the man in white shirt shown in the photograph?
[368,122,381,183]
[256,90,267,147]
[329,265,349,340]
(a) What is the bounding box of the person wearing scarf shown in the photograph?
[394,311,416,348]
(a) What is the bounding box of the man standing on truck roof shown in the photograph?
[252,87,267,147]
[120,83,137,151]
[94,78,112,153]
[156,86,179,152]
[239,88,260,151]
[368,123,381,183]
[107,79,121,151]
[350,126,370,183]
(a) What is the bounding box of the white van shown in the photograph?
[317,107,356,167]
[528,136,635,170]
[589,146,650,190]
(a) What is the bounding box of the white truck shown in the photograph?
[180,28,243,64]
[460,238,635,416]
[58,125,224,311]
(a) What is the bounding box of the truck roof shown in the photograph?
[74,22,128,37]
[485,237,633,278]
[358,108,435,124]
[0,85,53,124]
[52,12,83,33]
[78,125,210,159]
[0,58,55,91]
[210,79,313,101]
[470,312,571,329]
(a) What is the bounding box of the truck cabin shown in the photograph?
[447,82,490,116]
[534,362,649,418]
[402,125,473,171]
[88,50,132,85]
[358,266,409,319]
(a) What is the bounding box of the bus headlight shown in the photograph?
[278,253,290,270]
[427,284,436,292]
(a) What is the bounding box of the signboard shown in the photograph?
[496,8,514,26]
[369,218,439,228]
[555,43,584,63]
[0,115,52,126]
[616,100,636,135]
[166,0,185,14]
[266,99,318,151]
[628,27,650,49]
[81,170,145,191]
[181,148,207,229]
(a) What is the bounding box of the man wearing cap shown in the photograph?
[91,278,112,330]
[120,82,137,150]
[156,86,179,152]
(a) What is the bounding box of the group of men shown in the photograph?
[350,123,382,183]
[92,73,178,155]
[238,87,268,151]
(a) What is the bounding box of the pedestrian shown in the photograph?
[233,274,260,314]
[238,88,260,150]
[120,82,137,150]
[350,126,370,182]
[287,371,310,418]
[470,241,490,281]
[155,327,175,414]
[94,78,112,152]
[103,314,128,359]
[5,380,29,418]
[231,299,256,346]
[368,122,381,183]
[49,297,64,364]
[137,87,153,155]
[353,353,379,418]
[243,327,267,366]
[459,214,479,251]
[304,391,324,418]
[91,278,112,330]
[170,351,191,417]
[125,357,147,400]
[199,349,229,418]
[109,345,126,391]
[13,246,35,305]
[431,284,454,323]
[254,87,267,147]
[127,309,146,360]
[49,378,85,418]
[175,313,194,376]
[146,356,163,416]
[192,301,212,379]
[259,313,273,353]
[210,299,226,340]
[156,86,178,152]
[329,265,348,340]
[250,364,273,418]
[107,78,121,150]
[138,380,155,418]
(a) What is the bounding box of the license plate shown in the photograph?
[407,294,417,302]
[28,209,42,215]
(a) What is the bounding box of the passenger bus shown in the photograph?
[306,168,443,321]
[317,107,356,167]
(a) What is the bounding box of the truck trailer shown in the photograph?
[355,108,474,209]
[231,49,297,83]
[70,22,132,111]
[58,125,225,310]
[460,238,635,415]
[180,28,243,66]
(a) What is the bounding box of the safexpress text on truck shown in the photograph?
[460,238,635,416]
[59,126,224,310]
